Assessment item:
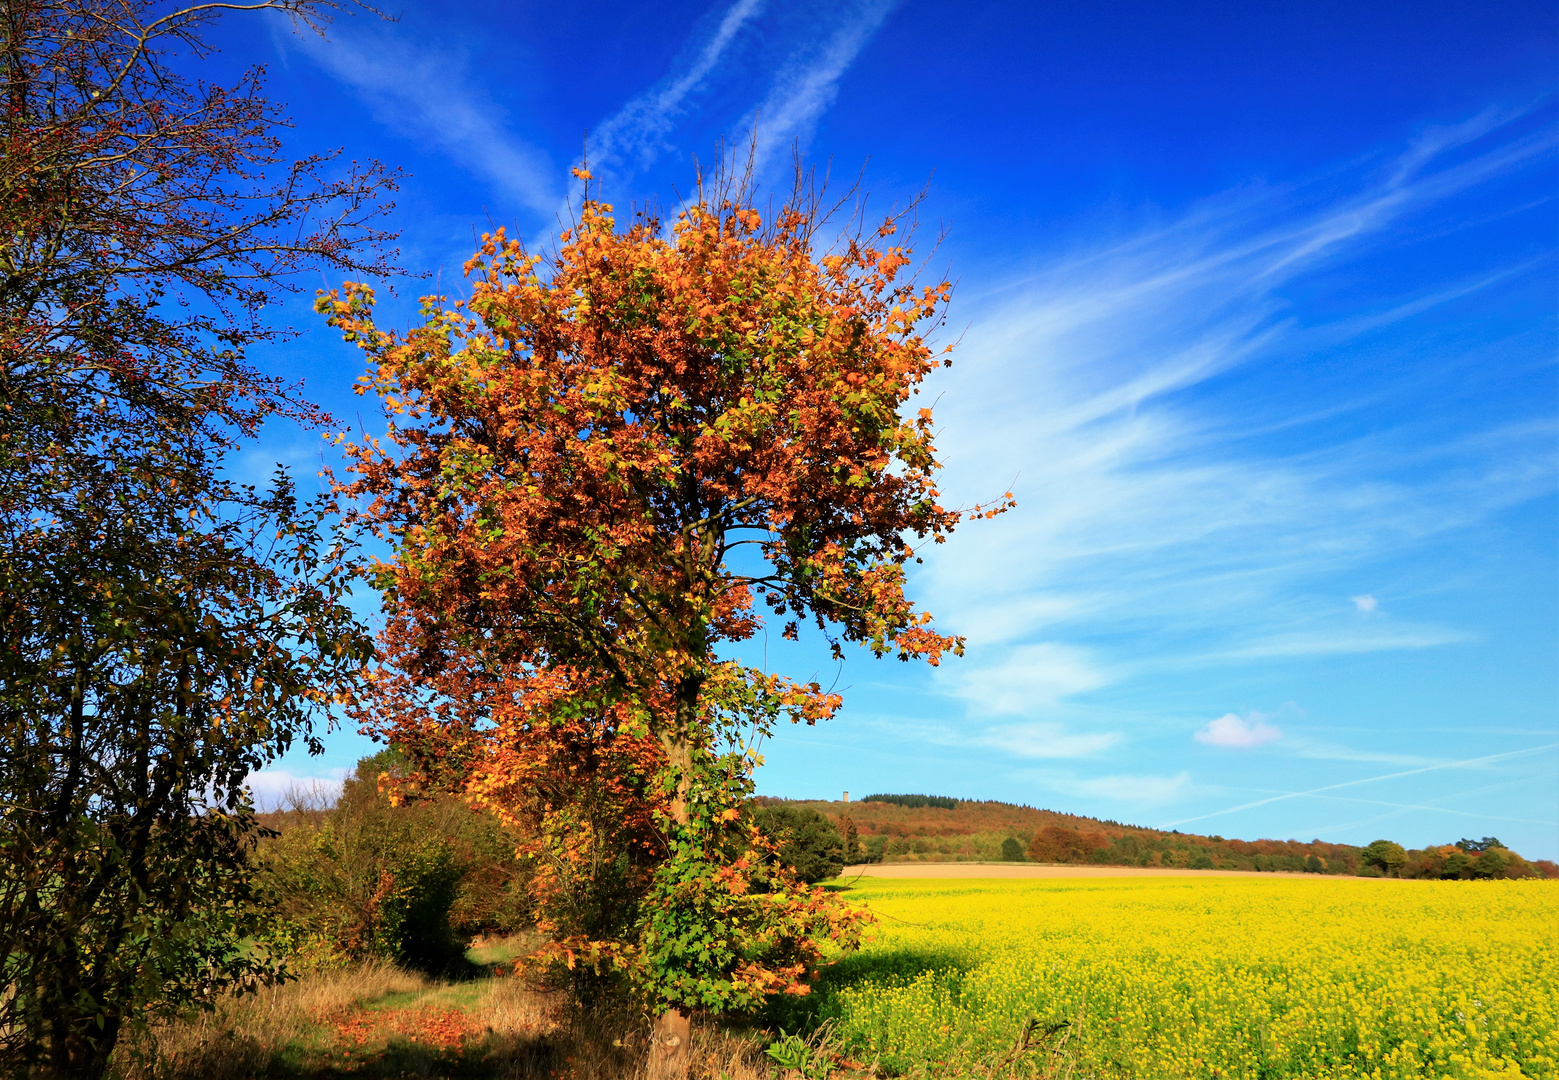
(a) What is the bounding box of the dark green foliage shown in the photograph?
[1470,847,1509,878]
[861,793,959,810]
[0,432,369,1075]
[1455,836,1503,852]
[1304,855,1324,873]
[1361,839,1408,876]
[752,805,846,884]
[839,815,862,865]
[1000,837,1025,861]
[0,1,396,1073]
[861,835,887,864]
[376,839,465,974]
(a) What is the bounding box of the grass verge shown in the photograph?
[119,939,772,1080]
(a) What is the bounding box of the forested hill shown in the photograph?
[753,794,1557,879]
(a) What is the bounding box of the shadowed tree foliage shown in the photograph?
[0,1,397,1075]
[752,804,845,884]
[838,813,860,864]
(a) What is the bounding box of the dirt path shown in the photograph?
[841,863,1364,880]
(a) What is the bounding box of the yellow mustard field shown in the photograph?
[802,876,1557,1079]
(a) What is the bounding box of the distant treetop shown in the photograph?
[861,793,960,810]
[1455,837,1505,852]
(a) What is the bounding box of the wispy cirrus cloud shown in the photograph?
[919,104,1557,708]
[582,0,765,186]
[1162,743,1559,829]
[1040,770,1194,805]
[945,642,1108,714]
[579,0,897,192]
[281,23,559,215]
[981,721,1120,760]
[745,0,898,171]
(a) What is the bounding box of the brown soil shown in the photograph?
[841,862,1386,880]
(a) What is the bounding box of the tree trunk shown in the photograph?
[648,674,702,1078]
[648,1006,691,1080]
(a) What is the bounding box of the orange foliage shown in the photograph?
[1028,825,1110,864]
[321,168,1005,1016]
[324,1003,486,1053]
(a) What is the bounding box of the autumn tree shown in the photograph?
[325,162,1006,1077]
[0,1,396,1074]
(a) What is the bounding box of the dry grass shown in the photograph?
[118,955,774,1080]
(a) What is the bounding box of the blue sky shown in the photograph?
[228,1,1559,859]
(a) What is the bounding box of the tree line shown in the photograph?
[770,796,1559,877]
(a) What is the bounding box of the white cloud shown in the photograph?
[245,768,346,811]
[980,721,1119,759]
[1197,624,1472,662]
[1352,594,1379,614]
[1195,712,1283,749]
[944,642,1108,714]
[1288,740,1440,766]
[282,23,558,215]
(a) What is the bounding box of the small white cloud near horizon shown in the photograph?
[1196,711,1283,749]
[1352,594,1379,614]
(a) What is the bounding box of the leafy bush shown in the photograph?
[260,750,532,973]
[765,1023,842,1079]
[376,839,465,973]
[1000,837,1025,861]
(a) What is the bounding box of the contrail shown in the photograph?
[1162,742,1559,828]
